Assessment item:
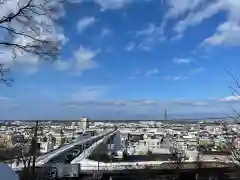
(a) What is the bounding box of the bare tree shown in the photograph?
[17,147,32,180]
[14,121,38,180]
[224,136,240,164]
[169,144,185,169]
[195,149,203,180]
[194,137,204,180]
[0,0,66,85]
[14,121,57,180]
[169,144,186,179]
[17,146,54,180]
[30,121,38,180]
[222,71,240,165]
[195,151,202,168]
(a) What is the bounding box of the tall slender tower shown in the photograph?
[164,109,168,121]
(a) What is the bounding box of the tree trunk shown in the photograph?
[31,121,38,180]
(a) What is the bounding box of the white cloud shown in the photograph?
[173,1,224,33]
[164,67,204,81]
[126,22,166,52]
[67,98,158,107]
[72,86,108,101]
[74,46,100,73]
[69,0,151,9]
[66,98,218,110]
[125,41,136,51]
[78,0,152,10]
[170,33,183,41]
[136,23,159,36]
[168,0,240,46]
[94,0,133,10]
[127,76,135,80]
[219,96,240,102]
[138,41,153,51]
[191,67,205,74]
[203,21,240,46]
[173,58,192,64]
[165,76,189,81]
[77,16,97,33]
[0,48,14,66]
[0,96,14,101]
[128,100,157,106]
[53,46,100,74]
[101,28,112,37]
[0,48,40,73]
[0,96,19,107]
[127,69,141,80]
[129,23,165,51]
[165,0,206,19]
[145,68,159,76]
[54,60,70,71]
[204,0,240,46]
[172,99,210,107]
[68,0,83,3]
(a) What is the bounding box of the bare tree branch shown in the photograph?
[0,0,65,85]
[194,138,204,180]
[0,64,13,86]
[169,143,186,179]
[0,0,33,24]
[225,69,240,97]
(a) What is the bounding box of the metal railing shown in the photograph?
[71,128,118,164]
[77,162,233,170]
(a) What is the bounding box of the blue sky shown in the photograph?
[1,0,240,120]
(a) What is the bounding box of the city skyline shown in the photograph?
[1,0,240,120]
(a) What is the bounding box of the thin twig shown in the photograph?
[0,0,33,24]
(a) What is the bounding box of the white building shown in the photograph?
[79,117,90,130]
[40,141,54,153]
[132,138,171,155]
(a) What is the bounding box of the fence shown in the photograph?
[33,161,236,178]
